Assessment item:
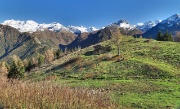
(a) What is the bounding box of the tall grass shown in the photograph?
[0,77,117,109]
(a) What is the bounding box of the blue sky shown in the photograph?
[0,0,180,28]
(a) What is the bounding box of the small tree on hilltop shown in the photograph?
[8,55,25,79]
[113,27,123,57]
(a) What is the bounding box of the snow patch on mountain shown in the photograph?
[88,27,99,32]
[68,25,88,34]
[136,20,162,32]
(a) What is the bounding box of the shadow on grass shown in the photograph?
[45,57,82,73]
[84,51,94,56]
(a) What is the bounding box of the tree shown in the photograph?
[55,49,62,59]
[38,54,45,67]
[45,49,55,63]
[156,30,173,41]
[163,30,173,41]
[113,27,123,57]
[8,55,25,79]
[156,31,163,41]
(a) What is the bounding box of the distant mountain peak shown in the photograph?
[136,20,162,32]
[117,19,129,24]
[162,14,180,24]
[112,19,134,30]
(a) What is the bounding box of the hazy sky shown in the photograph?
[0,0,180,28]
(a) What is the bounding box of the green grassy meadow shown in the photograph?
[23,36,180,108]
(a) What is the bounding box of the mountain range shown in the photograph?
[1,19,161,34]
[1,14,180,61]
[1,20,99,34]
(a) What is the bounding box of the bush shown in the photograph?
[93,45,112,55]
[38,54,45,67]
[0,62,10,76]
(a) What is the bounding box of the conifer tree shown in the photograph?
[8,55,25,79]
[156,31,163,41]
[156,30,173,41]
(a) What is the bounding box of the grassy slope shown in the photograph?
[27,36,180,109]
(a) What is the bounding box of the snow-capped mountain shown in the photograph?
[111,19,162,32]
[2,20,69,33]
[136,20,162,32]
[1,20,99,34]
[112,19,135,30]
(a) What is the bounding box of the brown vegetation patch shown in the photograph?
[152,46,160,50]
[105,55,123,61]
[90,63,97,68]
[0,78,118,109]
[96,55,109,62]
[77,67,85,72]
[45,75,57,81]
[64,65,73,70]
[77,62,85,68]
[83,72,95,79]
[144,39,152,43]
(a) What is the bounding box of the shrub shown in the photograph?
[93,45,112,55]
[38,54,45,67]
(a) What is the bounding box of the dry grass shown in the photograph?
[0,77,118,109]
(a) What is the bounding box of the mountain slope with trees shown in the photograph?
[0,24,76,61]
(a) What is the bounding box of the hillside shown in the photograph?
[26,36,180,109]
[36,36,180,79]
[0,24,76,61]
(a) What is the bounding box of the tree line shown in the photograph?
[156,30,173,41]
[0,46,81,79]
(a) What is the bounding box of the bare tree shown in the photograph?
[113,27,123,57]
